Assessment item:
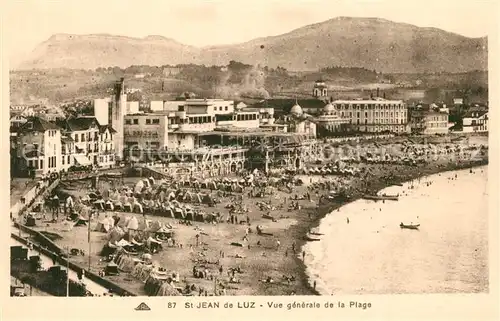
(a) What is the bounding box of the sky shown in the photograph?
[2,0,497,66]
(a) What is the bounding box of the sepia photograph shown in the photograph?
[2,1,497,316]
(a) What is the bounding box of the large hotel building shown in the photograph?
[331,98,409,133]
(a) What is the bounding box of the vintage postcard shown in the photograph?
[1,0,498,320]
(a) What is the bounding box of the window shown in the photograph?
[152,119,160,124]
[365,112,368,118]
[67,156,70,165]
[81,133,85,142]
[146,119,151,125]
[219,107,223,111]
[357,112,360,118]
[62,157,65,165]
[125,119,131,125]
[224,106,228,111]
[133,119,139,125]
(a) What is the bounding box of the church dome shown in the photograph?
[290,103,303,116]
[323,102,335,115]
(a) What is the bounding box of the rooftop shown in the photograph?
[18,117,60,133]
[57,116,100,132]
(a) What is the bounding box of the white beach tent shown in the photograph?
[127,216,139,230]
[134,180,145,194]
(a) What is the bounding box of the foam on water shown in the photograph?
[304,166,489,295]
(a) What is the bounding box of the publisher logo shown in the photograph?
[135,302,151,311]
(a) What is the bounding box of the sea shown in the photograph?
[304,166,489,295]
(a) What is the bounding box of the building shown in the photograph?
[312,80,328,98]
[94,98,111,126]
[331,98,409,134]
[123,114,169,158]
[60,135,75,172]
[10,115,28,136]
[463,109,488,133]
[150,101,164,112]
[410,109,449,135]
[121,99,275,163]
[14,117,62,177]
[252,99,327,117]
[57,117,100,167]
[126,101,139,114]
[98,125,116,168]
[163,67,181,77]
[314,102,351,134]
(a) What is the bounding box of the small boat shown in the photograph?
[303,234,321,241]
[363,194,399,201]
[400,222,420,230]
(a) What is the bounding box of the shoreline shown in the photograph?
[289,159,488,296]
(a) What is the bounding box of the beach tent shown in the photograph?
[116,255,133,272]
[194,212,205,222]
[102,189,110,199]
[113,201,123,211]
[133,202,143,214]
[184,211,194,221]
[95,216,114,232]
[117,216,131,229]
[156,282,180,296]
[123,202,133,212]
[105,200,114,211]
[74,216,88,226]
[108,226,125,243]
[136,219,149,231]
[167,192,176,201]
[127,216,139,230]
[134,180,145,194]
[100,242,118,257]
[116,239,133,248]
[148,220,162,232]
[93,200,105,211]
[138,264,155,282]
[105,262,119,276]
[202,194,214,205]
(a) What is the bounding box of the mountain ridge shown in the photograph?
[15,17,488,73]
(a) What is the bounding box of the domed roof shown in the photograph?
[290,103,303,116]
[323,102,335,114]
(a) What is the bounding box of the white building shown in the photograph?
[463,109,488,133]
[122,99,275,159]
[126,101,139,115]
[332,98,409,134]
[15,117,62,177]
[94,98,111,126]
[150,101,164,112]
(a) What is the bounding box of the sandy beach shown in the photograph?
[29,135,489,296]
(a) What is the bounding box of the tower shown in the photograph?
[313,80,328,98]
[111,78,127,160]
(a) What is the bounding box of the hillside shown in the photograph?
[16,17,487,73]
